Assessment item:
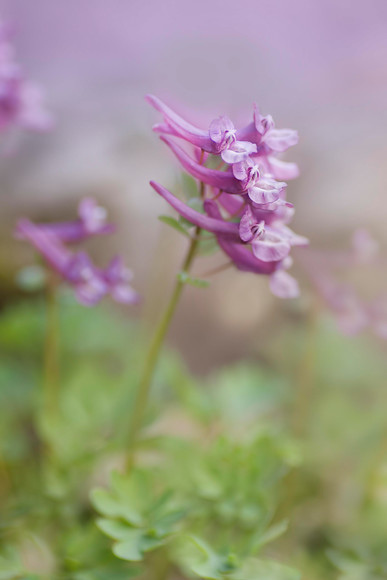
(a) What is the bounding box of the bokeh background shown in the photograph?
[1,0,387,370]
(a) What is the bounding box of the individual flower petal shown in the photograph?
[220,140,257,164]
[269,269,299,299]
[239,204,264,243]
[263,128,299,152]
[254,107,275,136]
[103,256,140,304]
[150,181,240,239]
[209,115,235,145]
[78,198,108,234]
[66,252,108,306]
[248,176,286,205]
[232,158,260,188]
[251,228,290,262]
[204,200,276,275]
[264,156,300,180]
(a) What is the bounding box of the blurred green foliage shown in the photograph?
[0,298,387,578]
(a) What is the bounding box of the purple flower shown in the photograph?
[151,181,304,298]
[15,198,115,243]
[102,256,140,304]
[161,136,286,204]
[239,204,307,262]
[16,219,108,306]
[236,105,299,181]
[148,95,306,299]
[15,201,139,306]
[146,94,256,162]
[237,104,298,153]
[205,200,300,298]
[0,22,52,134]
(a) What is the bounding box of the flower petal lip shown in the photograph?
[251,232,290,262]
[269,270,299,299]
[160,136,246,195]
[263,128,299,152]
[265,156,300,180]
[204,200,276,275]
[150,181,240,239]
[247,177,286,205]
[209,115,235,146]
[220,141,257,164]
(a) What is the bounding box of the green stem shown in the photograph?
[125,224,202,471]
[43,275,60,416]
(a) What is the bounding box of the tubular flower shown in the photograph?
[15,200,139,306]
[0,20,52,134]
[146,94,256,162]
[148,96,306,299]
[15,198,115,243]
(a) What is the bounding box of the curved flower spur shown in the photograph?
[15,198,139,306]
[147,95,308,298]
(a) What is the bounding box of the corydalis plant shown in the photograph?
[147,95,308,298]
[15,198,139,306]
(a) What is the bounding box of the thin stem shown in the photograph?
[125,225,201,471]
[199,261,233,278]
[125,156,206,472]
[43,274,60,417]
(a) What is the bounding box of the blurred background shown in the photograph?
[1,0,387,370]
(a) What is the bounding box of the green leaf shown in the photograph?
[159,216,191,237]
[96,518,137,541]
[234,558,301,580]
[91,488,142,526]
[250,520,289,552]
[112,530,165,562]
[179,536,225,580]
[177,272,209,288]
[112,533,144,562]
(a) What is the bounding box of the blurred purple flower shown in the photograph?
[15,200,139,306]
[16,219,107,306]
[103,256,140,304]
[16,198,115,243]
[149,95,306,299]
[299,229,387,337]
[0,19,52,135]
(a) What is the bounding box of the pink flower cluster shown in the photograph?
[147,95,308,298]
[0,20,52,135]
[15,198,139,306]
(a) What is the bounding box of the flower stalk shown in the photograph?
[43,273,60,417]
[125,158,206,472]
[125,223,202,471]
